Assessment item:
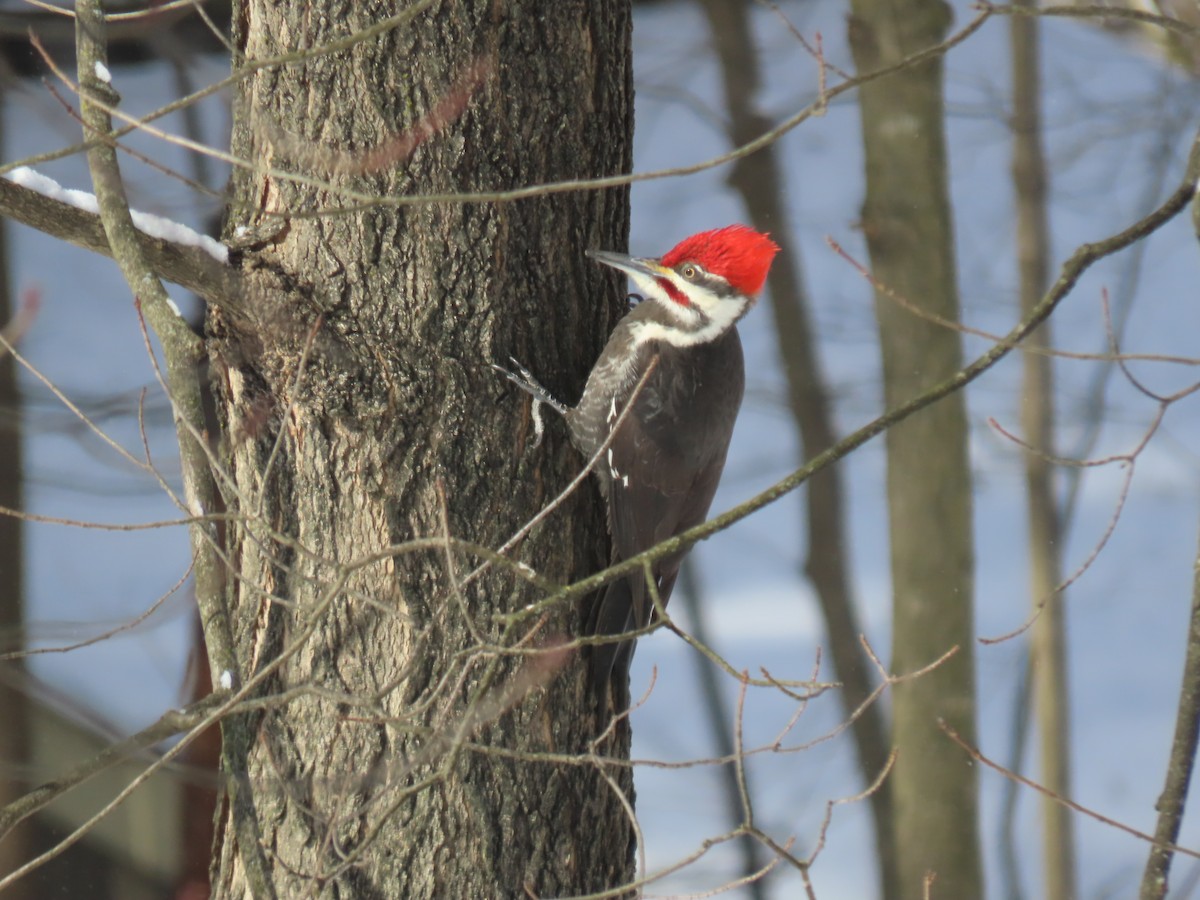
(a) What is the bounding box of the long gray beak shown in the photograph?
[586,249,671,280]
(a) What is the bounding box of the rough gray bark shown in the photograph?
[846,0,983,897]
[208,2,636,896]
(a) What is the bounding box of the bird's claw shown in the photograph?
[491,357,568,418]
[492,356,565,451]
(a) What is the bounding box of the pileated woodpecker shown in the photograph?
[496,225,779,711]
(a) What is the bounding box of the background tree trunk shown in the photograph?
[209,2,636,896]
[0,102,32,900]
[1011,2,1076,896]
[847,0,984,897]
[695,3,899,895]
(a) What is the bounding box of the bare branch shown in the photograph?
[981,1,1200,38]
[0,175,243,307]
[1139,523,1200,898]
[942,720,1200,862]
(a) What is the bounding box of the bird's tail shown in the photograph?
[587,575,642,717]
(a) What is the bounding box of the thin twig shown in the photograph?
[942,720,1200,862]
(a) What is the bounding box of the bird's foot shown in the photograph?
[491,358,568,449]
[491,359,568,415]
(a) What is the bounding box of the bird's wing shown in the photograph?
[587,405,732,707]
[608,333,744,602]
[587,333,745,710]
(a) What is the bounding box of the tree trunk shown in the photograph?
[695,3,898,895]
[846,1,983,897]
[208,2,636,896]
[1011,2,1076,896]
[0,99,32,900]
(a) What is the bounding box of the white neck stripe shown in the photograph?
[618,265,750,348]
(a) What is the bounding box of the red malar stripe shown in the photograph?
[656,277,690,307]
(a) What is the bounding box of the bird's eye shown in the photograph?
[681,265,698,280]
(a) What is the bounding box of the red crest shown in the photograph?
[660,225,780,296]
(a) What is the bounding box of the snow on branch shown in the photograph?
[7,166,228,263]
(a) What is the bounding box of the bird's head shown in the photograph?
[587,225,780,347]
